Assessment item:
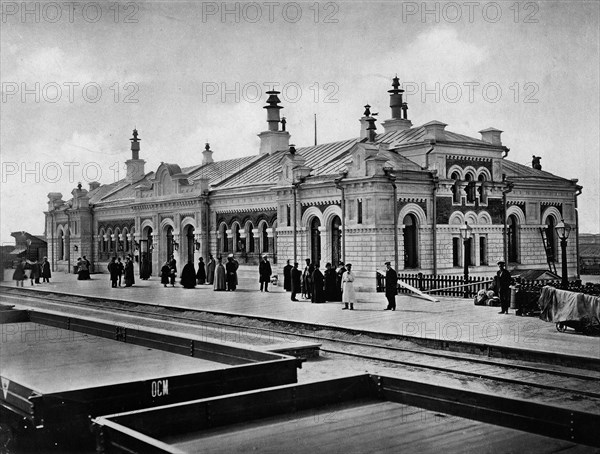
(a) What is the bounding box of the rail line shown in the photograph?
[2,288,600,403]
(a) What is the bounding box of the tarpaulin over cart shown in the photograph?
[539,286,600,323]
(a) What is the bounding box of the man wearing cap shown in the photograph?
[384,261,398,311]
[492,261,513,314]
[259,254,272,292]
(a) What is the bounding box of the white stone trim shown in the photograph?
[506,205,526,225]
[398,203,427,226]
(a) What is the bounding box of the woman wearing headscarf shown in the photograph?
[214,256,226,291]
[181,260,197,289]
[206,254,216,285]
[196,257,206,285]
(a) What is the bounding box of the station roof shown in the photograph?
[68,122,573,206]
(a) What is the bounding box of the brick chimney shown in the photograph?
[258,91,290,155]
[479,128,503,146]
[422,120,447,141]
[382,76,413,133]
[360,104,374,139]
[125,128,146,183]
[88,181,101,191]
[202,142,214,165]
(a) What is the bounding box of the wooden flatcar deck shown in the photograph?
[1,322,222,394]
[165,399,591,454]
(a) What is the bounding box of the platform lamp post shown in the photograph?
[460,221,473,298]
[555,219,571,289]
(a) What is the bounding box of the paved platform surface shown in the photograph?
[1,270,599,361]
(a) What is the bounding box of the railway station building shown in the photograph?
[44,77,582,290]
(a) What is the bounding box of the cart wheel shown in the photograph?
[556,322,567,333]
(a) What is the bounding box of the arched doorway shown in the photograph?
[141,227,153,275]
[508,214,519,263]
[58,230,64,260]
[331,216,341,265]
[165,226,174,261]
[403,214,418,268]
[310,217,321,266]
[185,225,195,263]
[545,216,556,262]
[260,222,269,253]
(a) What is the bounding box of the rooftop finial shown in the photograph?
[363,104,371,117]
[205,142,210,151]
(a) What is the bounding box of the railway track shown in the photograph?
[2,288,600,406]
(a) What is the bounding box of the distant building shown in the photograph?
[8,232,47,262]
[44,77,582,290]
[580,233,600,275]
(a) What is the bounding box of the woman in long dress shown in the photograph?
[206,255,216,285]
[160,261,171,287]
[311,265,326,303]
[181,260,196,289]
[124,256,135,287]
[214,257,226,291]
[341,263,356,310]
[196,257,206,285]
[13,260,26,287]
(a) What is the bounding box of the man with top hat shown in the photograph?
[384,261,398,311]
[492,260,512,314]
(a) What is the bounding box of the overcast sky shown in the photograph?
[1,1,598,245]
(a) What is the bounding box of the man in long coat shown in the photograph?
[124,256,135,287]
[41,257,51,283]
[259,255,272,292]
[283,260,293,292]
[108,257,119,288]
[311,265,325,303]
[336,261,347,302]
[493,261,513,314]
[384,261,398,311]
[302,258,314,299]
[323,262,337,302]
[226,255,237,291]
[341,263,356,310]
[290,262,302,301]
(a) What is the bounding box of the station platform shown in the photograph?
[1,269,599,365]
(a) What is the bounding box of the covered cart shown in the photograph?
[539,286,600,335]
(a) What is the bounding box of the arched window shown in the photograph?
[310,217,321,266]
[451,171,461,203]
[232,223,241,253]
[545,216,557,262]
[331,216,342,265]
[403,214,418,268]
[261,223,269,253]
[246,222,255,253]
[58,230,65,261]
[508,214,519,263]
[165,226,173,260]
[220,224,228,253]
[107,229,113,253]
[477,174,487,203]
[464,173,476,203]
[185,225,195,263]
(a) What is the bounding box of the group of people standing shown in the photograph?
[12,257,51,286]
[107,255,135,288]
[161,254,239,292]
[282,259,357,308]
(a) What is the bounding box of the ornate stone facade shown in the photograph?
[45,78,581,290]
